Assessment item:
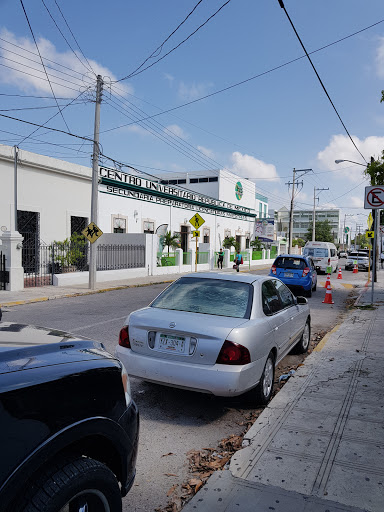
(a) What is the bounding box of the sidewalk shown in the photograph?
[0,263,272,308]
[184,270,384,512]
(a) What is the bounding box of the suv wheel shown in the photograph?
[21,456,122,512]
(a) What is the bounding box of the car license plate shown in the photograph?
[284,272,294,278]
[159,334,186,353]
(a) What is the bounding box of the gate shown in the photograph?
[0,251,9,290]
[23,243,53,288]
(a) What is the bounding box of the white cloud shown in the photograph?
[197,145,215,158]
[163,73,174,85]
[125,125,150,136]
[376,37,384,78]
[228,151,279,181]
[350,196,364,208]
[0,29,132,98]
[317,134,384,182]
[164,124,187,139]
[178,81,213,101]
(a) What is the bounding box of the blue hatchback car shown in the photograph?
[269,254,317,297]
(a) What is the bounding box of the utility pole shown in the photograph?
[89,75,103,290]
[312,186,329,241]
[286,168,312,253]
[13,145,19,232]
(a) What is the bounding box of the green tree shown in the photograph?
[305,220,334,243]
[163,231,180,255]
[250,237,265,251]
[222,236,236,250]
[292,238,305,248]
[364,151,384,185]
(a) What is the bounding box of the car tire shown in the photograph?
[291,318,311,354]
[313,281,317,292]
[21,456,122,512]
[252,352,275,405]
[305,287,312,298]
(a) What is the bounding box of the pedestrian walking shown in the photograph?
[233,250,243,272]
[217,248,224,269]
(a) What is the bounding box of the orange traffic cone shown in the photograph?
[324,273,331,288]
[322,282,334,304]
[353,263,358,274]
[337,268,343,279]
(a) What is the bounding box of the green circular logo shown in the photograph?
[235,181,243,200]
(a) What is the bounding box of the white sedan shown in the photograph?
[116,273,310,405]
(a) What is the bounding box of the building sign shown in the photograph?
[253,219,274,242]
[235,181,243,200]
[99,167,256,221]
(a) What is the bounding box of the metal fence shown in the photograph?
[157,252,176,267]
[0,251,8,290]
[197,251,209,264]
[23,242,145,287]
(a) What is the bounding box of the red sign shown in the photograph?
[364,186,384,209]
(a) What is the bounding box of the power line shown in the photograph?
[121,0,204,80]
[19,0,71,132]
[0,92,81,99]
[0,103,83,112]
[54,0,96,75]
[41,0,94,76]
[115,0,232,82]
[106,17,384,134]
[277,0,367,165]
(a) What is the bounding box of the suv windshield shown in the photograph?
[150,277,253,318]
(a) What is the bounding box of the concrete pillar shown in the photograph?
[262,248,266,261]
[246,248,252,269]
[0,231,24,291]
[224,248,230,268]
[175,248,183,271]
[189,248,195,272]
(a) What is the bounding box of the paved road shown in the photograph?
[1,264,365,511]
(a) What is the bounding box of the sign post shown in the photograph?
[189,214,205,272]
[364,186,384,302]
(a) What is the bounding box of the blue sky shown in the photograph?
[1,0,384,237]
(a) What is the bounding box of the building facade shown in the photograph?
[1,145,271,254]
[275,206,340,242]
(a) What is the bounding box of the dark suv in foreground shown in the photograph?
[0,321,139,512]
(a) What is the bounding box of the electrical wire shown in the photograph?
[0,92,82,99]
[278,0,367,165]
[41,0,95,76]
[115,0,232,82]
[19,0,71,132]
[107,18,384,134]
[54,0,96,75]
[121,0,204,80]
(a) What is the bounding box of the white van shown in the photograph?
[302,241,338,273]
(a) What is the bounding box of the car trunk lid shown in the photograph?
[128,307,249,365]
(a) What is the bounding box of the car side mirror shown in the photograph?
[296,296,308,305]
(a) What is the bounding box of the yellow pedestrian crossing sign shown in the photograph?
[367,231,374,239]
[192,230,200,238]
[189,213,205,229]
[82,222,103,243]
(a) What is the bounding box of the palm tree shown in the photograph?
[163,231,180,255]
[222,236,236,250]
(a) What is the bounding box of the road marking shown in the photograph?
[314,323,343,352]
[340,283,353,289]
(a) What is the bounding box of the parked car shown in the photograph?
[338,250,347,258]
[269,254,317,297]
[345,251,370,271]
[0,322,139,512]
[116,273,310,406]
[302,241,338,273]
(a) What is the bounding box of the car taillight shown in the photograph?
[118,326,131,348]
[271,265,276,275]
[216,340,251,365]
[302,267,310,277]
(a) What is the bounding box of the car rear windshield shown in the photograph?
[150,277,253,318]
[303,248,328,258]
[274,257,306,270]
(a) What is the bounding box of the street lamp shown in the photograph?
[335,159,366,167]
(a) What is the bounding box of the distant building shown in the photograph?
[275,207,340,243]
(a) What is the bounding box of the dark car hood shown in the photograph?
[0,322,114,374]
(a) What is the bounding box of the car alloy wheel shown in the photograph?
[262,356,274,399]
